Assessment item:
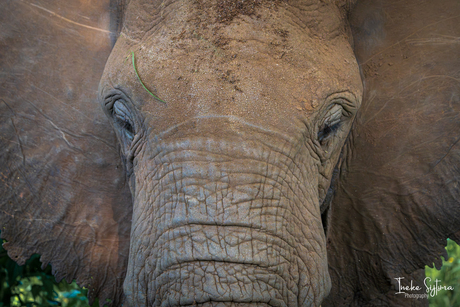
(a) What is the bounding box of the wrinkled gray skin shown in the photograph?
[98,0,362,305]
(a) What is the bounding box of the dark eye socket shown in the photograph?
[318,122,341,143]
[112,100,135,138]
[318,104,344,145]
[114,114,135,135]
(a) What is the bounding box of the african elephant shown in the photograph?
[0,0,459,306]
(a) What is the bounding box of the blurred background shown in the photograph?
[0,237,98,307]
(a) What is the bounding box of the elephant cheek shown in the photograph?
[122,138,330,307]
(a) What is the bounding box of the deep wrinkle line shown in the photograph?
[143,220,306,294]
[148,142,307,182]
[146,166,304,211]
[140,160,312,233]
[141,153,308,216]
[146,195,310,232]
[152,259,298,303]
[153,115,294,143]
[149,223,298,263]
[145,129,310,186]
[147,148,304,188]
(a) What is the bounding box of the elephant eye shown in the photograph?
[113,100,135,140]
[318,104,343,145]
[318,122,341,143]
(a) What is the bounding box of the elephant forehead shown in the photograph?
[101,0,362,136]
[115,0,361,97]
[103,35,360,137]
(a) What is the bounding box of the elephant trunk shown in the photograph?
[123,119,330,307]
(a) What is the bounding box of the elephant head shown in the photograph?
[99,0,364,305]
[0,0,459,306]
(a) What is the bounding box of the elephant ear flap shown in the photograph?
[0,1,131,306]
[326,0,460,305]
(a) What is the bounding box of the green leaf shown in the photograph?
[130,51,166,104]
[0,238,93,307]
[426,239,460,306]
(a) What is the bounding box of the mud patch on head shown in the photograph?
[194,0,284,25]
[273,27,289,39]
[216,0,282,23]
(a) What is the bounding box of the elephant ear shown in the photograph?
[325,0,460,305]
[0,1,131,305]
